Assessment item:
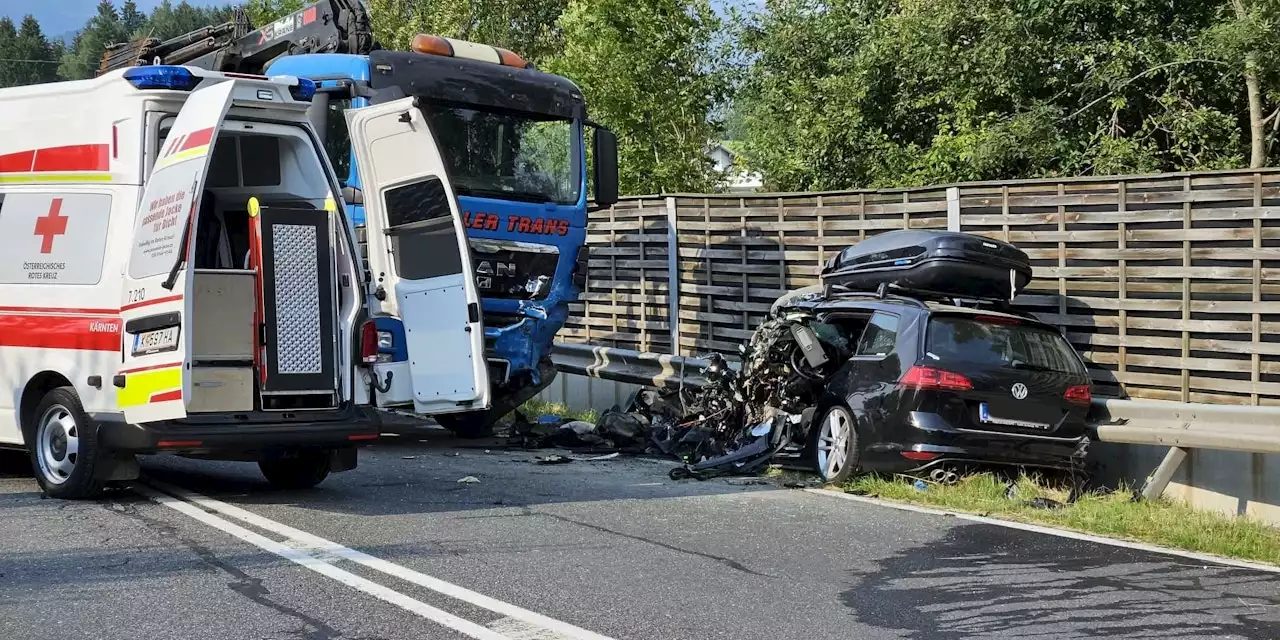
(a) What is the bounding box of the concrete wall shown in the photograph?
[537,371,643,414]
[543,371,1280,526]
[1092,442,1280,524]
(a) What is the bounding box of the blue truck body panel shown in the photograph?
[268,53,586,396]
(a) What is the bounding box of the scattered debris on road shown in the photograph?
[457,476,481,484]
[511,231,1095,485]
[535,454,572,465]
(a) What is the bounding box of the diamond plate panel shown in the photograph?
[272,223,322,375]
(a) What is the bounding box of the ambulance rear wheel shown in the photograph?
[258,450,331,490]
[26,387,106,500]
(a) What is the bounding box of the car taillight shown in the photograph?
[900,366,973,392]
[1064,384,1091,405]
[900,451,939,461]
[360,321,378,365]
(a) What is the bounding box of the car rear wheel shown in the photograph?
[26,387,107,499]
[809,405,859,485]
[258,450,331,490]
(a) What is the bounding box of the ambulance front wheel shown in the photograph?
[25,386,107,499]
[258,450,332,490]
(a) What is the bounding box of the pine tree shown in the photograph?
[12,15,60,85]
[0,17,20,88]
[59,1,125,80]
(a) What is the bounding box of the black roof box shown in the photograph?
[821,230,1032,301]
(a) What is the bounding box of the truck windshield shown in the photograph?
[423,104,579,206]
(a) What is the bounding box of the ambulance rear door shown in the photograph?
[117,81,236,424]
[345,97,490,415]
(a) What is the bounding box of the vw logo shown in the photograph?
[1010,383,1029,400]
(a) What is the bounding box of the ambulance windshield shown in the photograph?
[422,104,579,206]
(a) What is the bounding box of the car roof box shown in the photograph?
[820,230,1032,301]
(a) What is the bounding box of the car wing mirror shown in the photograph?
[342,185,364,206]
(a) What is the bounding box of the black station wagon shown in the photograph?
[774,290,1093,484]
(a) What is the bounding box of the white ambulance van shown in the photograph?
[0,66,487,498]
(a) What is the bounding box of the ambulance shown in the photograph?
[0,66,489,498]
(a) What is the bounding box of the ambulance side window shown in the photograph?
[383,177,461,280]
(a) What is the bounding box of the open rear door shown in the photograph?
[118,81,236,424]
[346,97,490,415]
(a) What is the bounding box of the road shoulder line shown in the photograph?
[143,479,615,640]
[804,487,1280,574]
[131,483,511,640]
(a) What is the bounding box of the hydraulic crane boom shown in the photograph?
[99,0,375,75]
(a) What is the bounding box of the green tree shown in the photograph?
[143,1,237,41]
[59,1,126,80]
[0,18,19,88]
[736,0,1251,190]
[120,0,148,37]
[7,16,61,86]
[548,0,731,194]
[1200,0,1280,167]
[243,0,307,27]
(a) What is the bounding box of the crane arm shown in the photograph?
[99,0,375,76]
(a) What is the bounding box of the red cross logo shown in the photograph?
[34,198,68,254]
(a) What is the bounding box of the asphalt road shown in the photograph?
[2,430,1278,640]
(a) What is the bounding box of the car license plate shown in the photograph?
[978,402,1051,430]
[132,326,179,356]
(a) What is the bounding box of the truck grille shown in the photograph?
[469,239,559,301]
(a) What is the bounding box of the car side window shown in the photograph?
[856,312,899,357]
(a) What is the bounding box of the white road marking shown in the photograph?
[143,479,616,640]
[132,483,511,640]
[805,487,1280,574]
[488,617,571,640]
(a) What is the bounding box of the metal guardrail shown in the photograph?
[1091,399,1280,499]
[551,342,1280,499]
[550,342,716,390]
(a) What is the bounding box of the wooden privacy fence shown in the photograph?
[562,168,1280,406]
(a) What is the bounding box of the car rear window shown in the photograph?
[926,316,1085,375]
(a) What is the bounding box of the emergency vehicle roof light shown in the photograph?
[123,65,200,91]
[288,77,317,102]
[409,33,530,69]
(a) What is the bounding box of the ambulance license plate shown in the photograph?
[133,327,179,356]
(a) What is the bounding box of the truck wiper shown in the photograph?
[161,219,193,290]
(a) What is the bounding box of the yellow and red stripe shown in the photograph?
[117,361,184,407]
[0,143,111,183]
[0,306,120,352]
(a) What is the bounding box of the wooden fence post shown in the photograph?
[946,187,961,231]
[665,196,680,356]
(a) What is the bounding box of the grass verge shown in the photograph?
[843,473,1280,566]
[517,399,599,424]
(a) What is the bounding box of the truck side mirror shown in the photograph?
[342,185,364,206]
[592,127,619,206]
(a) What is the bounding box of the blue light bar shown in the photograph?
[289,78,317,102]
[123,65,201,91]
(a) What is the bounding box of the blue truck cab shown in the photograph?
[266,43,618,434]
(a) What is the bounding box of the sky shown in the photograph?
[3,1,225,38]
